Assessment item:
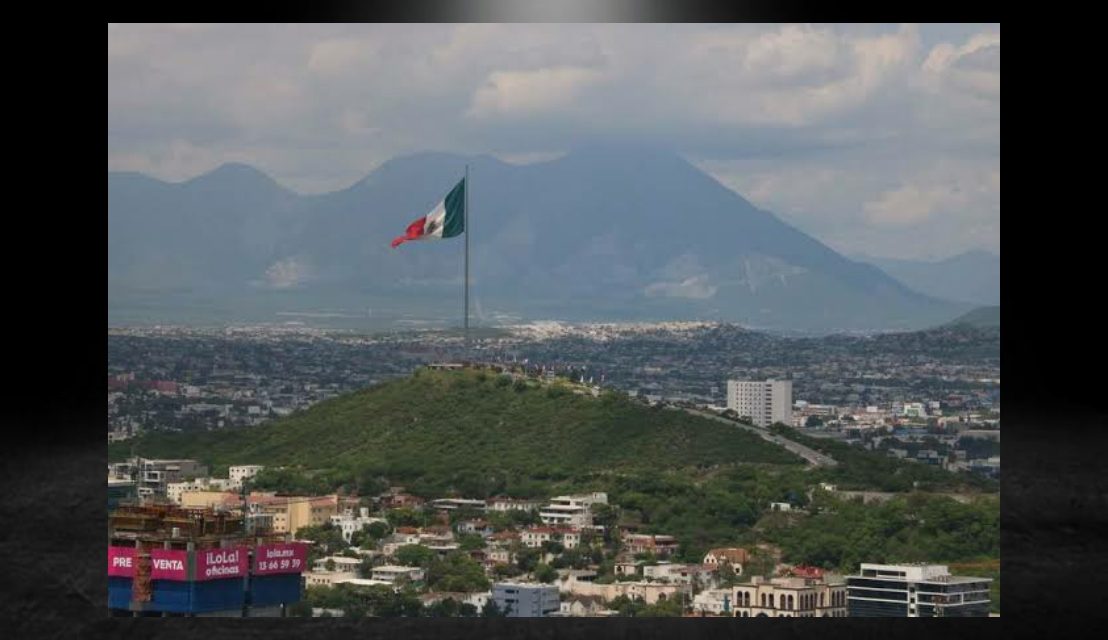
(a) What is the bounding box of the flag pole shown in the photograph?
[464,164,470,353]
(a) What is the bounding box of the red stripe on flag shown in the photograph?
[390,216,427,248]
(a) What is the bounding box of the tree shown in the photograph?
[482,599,506,617]
[457,533,486,551]
[395,544,437,568]
[325,558,336,572]
[534,563,557,584]
[426,552,491,593]
[516,547,540,573]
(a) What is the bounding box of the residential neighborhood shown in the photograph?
[108,454,996,617]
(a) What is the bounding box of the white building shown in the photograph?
[312,556,363,574]
[693,588,735,615]
[229,465,265,487]
[486,497,542,512]
[539,493,607,527]
[727,380,793,427]
[371,565,426,584]
[330,507,389,543]
[492,582,561,617]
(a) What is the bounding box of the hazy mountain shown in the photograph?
[857,250,1000,306]
[108,145,973,332]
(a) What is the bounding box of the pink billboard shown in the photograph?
[108,546,134,577]
[150,548,189,581]
[195,546,248,581]
[254,543,308,575]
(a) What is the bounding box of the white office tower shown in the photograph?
[726,380,793,427]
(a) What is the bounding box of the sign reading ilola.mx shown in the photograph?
[254,543,308,575]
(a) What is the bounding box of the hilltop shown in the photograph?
[110,367,804,495]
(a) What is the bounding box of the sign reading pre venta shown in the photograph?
[196,547,248,581]
[254,543,307,575]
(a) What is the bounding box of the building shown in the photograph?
[256,494,340,536]
[228,465,265,488]
[693,588,736,615]
[491,582,561,617]
[642,562,703,584]
[732,575,847,618]
[371,565,426,584]
[109,478,137,512]
[312,556,363,574]
[486,497,542,512]
[167,478,232,505]
[846,563,992,617]
[702,548,749,569]
[330,507,388,543]
[108,504,304,617]
[113,458,209,502]
[539,493,607,527]
[726,380,792,427]
[622,533,679,558]
[521,526,581,550]
[554,595,613,617]
[430,498,488,512]
[563,579,688,606]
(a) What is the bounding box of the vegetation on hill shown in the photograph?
[110,368,803,496]
[769,425,998,493]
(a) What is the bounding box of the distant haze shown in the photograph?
[857,250,999,306]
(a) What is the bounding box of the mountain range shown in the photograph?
[856,250,999,307]
[109,145,976,333]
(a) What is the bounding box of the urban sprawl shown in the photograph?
[107,321,999,617]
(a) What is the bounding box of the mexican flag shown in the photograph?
[390,178,466,248]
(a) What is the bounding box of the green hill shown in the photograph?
[943,305,1000,329]
[111,368,803,495]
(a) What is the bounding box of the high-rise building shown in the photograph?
[846,563,992,617]
[492,582,561,617]
[726,380,792,427]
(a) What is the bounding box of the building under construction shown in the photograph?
[108,504,306,617]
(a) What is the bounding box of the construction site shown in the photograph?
[108,503,307,617]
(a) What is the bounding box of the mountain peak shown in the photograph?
[184,162,288,192]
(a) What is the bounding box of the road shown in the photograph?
[680,407,838,468]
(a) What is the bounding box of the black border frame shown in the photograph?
[27,5,1093,640]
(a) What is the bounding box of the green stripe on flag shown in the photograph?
[442,178,465,238]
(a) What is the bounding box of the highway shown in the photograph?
[681,407,838,468]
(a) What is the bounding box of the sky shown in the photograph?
[108,23,999,261]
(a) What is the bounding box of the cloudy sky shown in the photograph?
[108,23,999,261]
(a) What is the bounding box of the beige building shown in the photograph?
[303,570,358,587]
[258,494,339,535]
[179,489,238,511]
[179,491,339,535]
[731,575,848,618]
[561,575,689,606]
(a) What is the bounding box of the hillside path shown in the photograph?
[680,407,838,468]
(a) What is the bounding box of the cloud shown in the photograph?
[467,66,605,118]
[108,24,998,257]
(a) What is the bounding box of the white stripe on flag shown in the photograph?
[423,200,447,238]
